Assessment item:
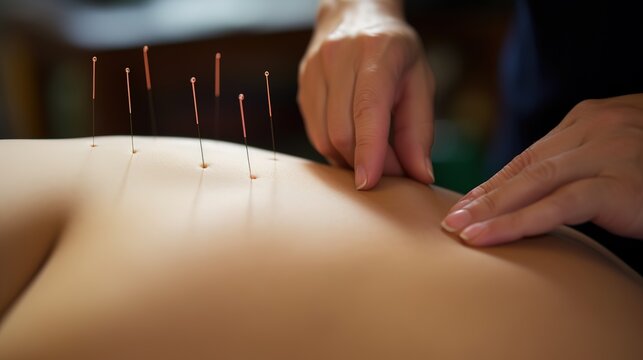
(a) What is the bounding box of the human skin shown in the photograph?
[442,94,643,245]
[298,0,435,190]
[298,1,643,246]
[0,137,641,359]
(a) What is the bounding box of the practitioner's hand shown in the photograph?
[298,0,435,190]
[442,94,643,245]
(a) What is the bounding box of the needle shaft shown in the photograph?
[264,71,276,160]
[125,67,135,153]
[238,94,253,179]
[191,77,206,168]
[91,56,97,147]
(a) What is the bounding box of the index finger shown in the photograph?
[352,61,397,190]
[449,125,581,213]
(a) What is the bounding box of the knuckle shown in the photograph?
[575,98,600,112]
[319,39,344,68]
[475,183,493,198]
[524,159,559,184]
[354,130,379,150]
[359,30,411,58]
[354,112,386,150]
[474,194,498,214]
[515,147,538,170]
[353,86,380,121]
[361,33,398,54]
[565,99,601,127]
[480,174,505,193]
[475,175,506,199]
[472,185,489,197]
[500,147,539,179]
[499,162,521,181]
[359,33,390,52]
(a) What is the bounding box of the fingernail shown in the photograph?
[355,166,368,190]
[441,209,472,233]
[460,222,487,244]
[425,157,435,184]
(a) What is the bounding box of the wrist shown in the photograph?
[317,0,405,23]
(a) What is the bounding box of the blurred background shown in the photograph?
[0,0,511,194]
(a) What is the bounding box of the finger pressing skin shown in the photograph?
[442,147,598,233]
[458,178,604,246]
[298,56,348,167]
[322,40,357,166]
[353,62,397,190]
[449,125,584,213]
[392,60,435,185]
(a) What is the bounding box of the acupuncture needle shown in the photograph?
[143,45,158,136]
[238,94,255,179]
[125,67,136,154]
[264,70,276,160]
[214,52,221,138]
[191,77,206,168]
[91,56,97,147]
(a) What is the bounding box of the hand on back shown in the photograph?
[443,94,643,245]
[298,0,435,189]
